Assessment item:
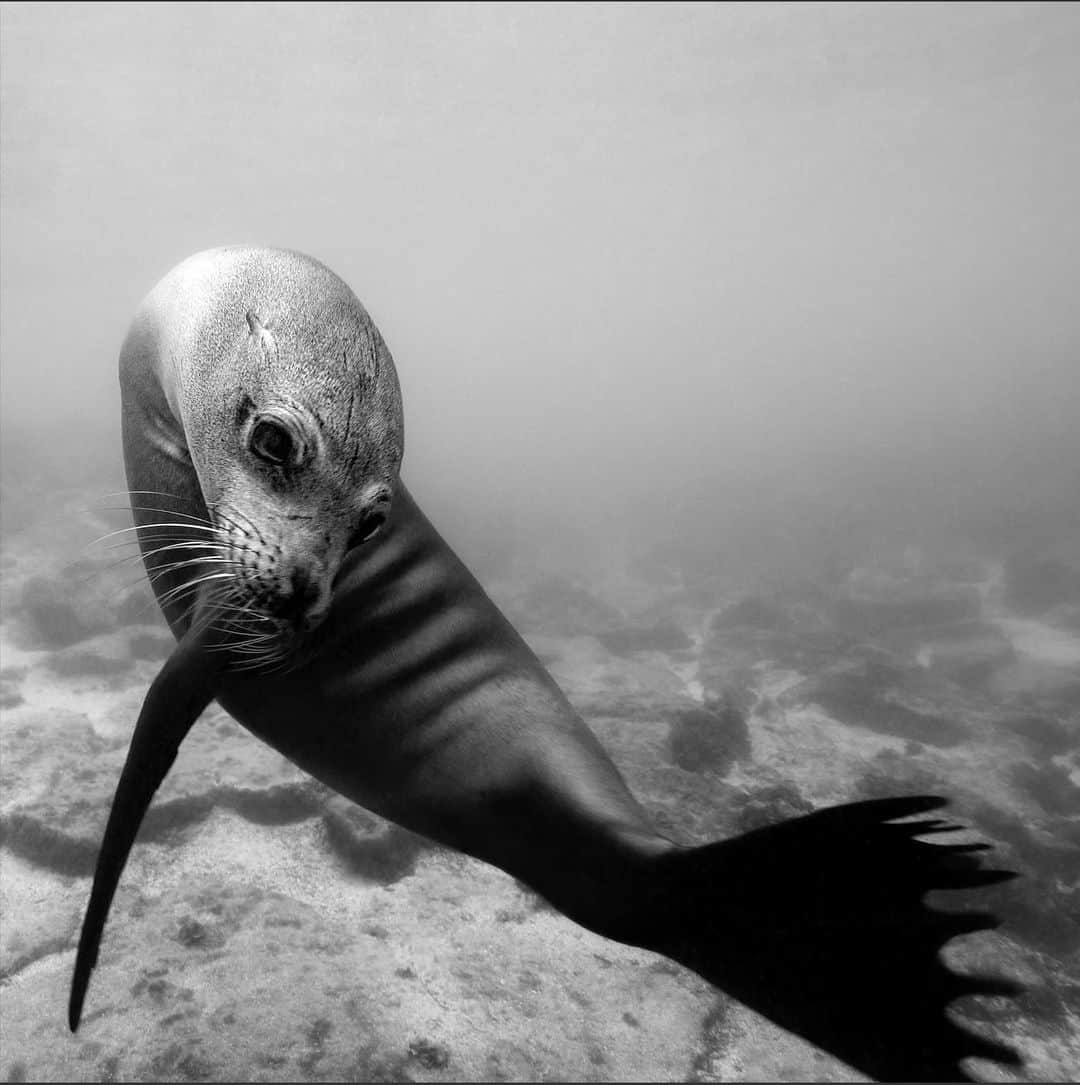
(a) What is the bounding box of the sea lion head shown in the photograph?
[177,279,404,653]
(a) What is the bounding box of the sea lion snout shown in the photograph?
[266,565,329,631]
[265,564,338,633]
[212,502,337,640]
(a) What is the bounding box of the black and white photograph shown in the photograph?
[1,3,1078,1081]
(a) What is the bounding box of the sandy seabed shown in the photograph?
[1,479,1078,1082]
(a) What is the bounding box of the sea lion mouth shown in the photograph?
[206,598,318,675]
[261,567,324,625]
[193,556,328,674]
[198,500,335,665]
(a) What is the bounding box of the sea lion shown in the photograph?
[70,247,1021,1081]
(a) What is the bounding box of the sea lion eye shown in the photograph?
[250,419,295,465]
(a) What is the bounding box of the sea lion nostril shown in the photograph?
[350,509,386,548]
[268,569,319,622]
[290,567,310,597]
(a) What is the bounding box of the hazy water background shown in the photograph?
[3,1,1078,546]
[1,3,1079,1081]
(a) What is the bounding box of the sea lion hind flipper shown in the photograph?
[648,796,1023,1082]
[68,623,224,1032]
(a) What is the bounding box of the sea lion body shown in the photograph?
[119,248,655,927]
[71,247,1022,1081]
[221,486,661,929]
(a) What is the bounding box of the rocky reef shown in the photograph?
[1,485,1078,1082]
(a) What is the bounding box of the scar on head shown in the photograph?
[246,311,276,352]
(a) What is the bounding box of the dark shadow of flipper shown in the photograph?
[650,796,1023,1082]
[68,621,224,1031]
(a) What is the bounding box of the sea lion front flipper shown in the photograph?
[68,616,226,1032]
[650,796,1022,1082]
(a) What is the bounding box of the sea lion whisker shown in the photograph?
[266,650,303,676]
[104,535,223,553]
[90,546,229,581]
[215,513,260,547]
[209,504,250,533]
[161,573,236,599]
[208,641,270,655]
[221,624,293,664]
[228,652,290,673]
[105,504,217,528]
[202,599,259,621]
[209,610,279,636]
[100,526,222,545]
[216,606,277,627]
[217,590,279,625]
[95,519,221,537]
[94,571,181,608]
[233,635,283,649]
[210,620,272,633]
[213,636,280,652]
[144,549,237,568]
[209,501,263,541]
[90,523,224,546]
[202,602,281,637]
[93,534,221,561]
[125,512,221,534]
[204,605,258,627]
[186,605,233,643]
[221,638,281,660]
[146,557,240,584]
[198,613,252,634]
[224,648,287,665]
[220,630,280,649]
[156,572,236,608]
[139,542,233,563]
[218,623,283,648]
[76,546,232,586]
[134,538,230,557]
[215,502,259,536]
[218,635,283,653]
[244,659,292,676]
